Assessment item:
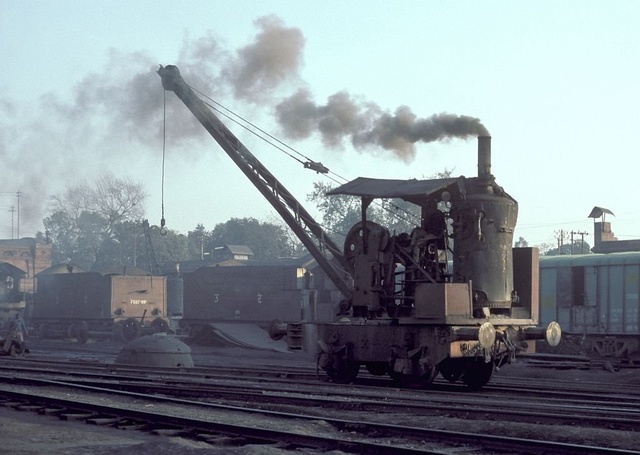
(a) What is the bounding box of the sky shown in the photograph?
[2,1,639,251]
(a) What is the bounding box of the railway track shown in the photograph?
[1,376,637,455]
[1,362,639,432]
[3,349,640,401]
[2,339,639,453]
[0,358,640,453]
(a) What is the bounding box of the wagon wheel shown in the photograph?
[67,321,89,344]
[461,359,494,390]
[113,318,140,342]
[317,344,360,384]
[365,363,389,376]
[76,322,89,344]
[188,324,206,342]
[438,358,465,383]
[390,359,439,389]
[323,358,360,384]
[408,366,439,389]
[150,318,169,334]
[121,318,140,341]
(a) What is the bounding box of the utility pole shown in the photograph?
[8,205,15,239]
[15,190,21,239]
[555,229,565,254]
[570,230,589,254]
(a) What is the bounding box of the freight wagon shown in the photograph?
[539,252,640,363]
[32,271,170,343]
[180,264,329,339]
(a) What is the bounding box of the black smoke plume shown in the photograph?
[0,14,486,234]
[276,88,488,162]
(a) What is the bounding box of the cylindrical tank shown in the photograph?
[167,274,184,330]
[452,136,518,311]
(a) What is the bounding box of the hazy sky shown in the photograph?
[2,1,639,249]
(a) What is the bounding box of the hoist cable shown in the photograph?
[160,89,167,235]
[193,87,350,183]
[184,86,420,228]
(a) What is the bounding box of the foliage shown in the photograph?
[544,240,592,256]
[187,217,299,261]
[307,181,362,241]
[41,174,148,270]
[306,170,455,244]
[187,224,208,260]
[40,169,476,270]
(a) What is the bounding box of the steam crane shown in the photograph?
[157,65,561,389]
[156,65,353,300]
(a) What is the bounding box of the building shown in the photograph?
[589,206,640,254]
[0,238,53,293]
[211,244,255,262]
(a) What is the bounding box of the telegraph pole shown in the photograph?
[8,205,15,239]
[555,229,565,254]
[16,190,21,239]
[571,230,589,254]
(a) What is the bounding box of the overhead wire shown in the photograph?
[193,87,348,186]
[160,90,167,235]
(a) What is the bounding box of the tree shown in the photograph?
[306,170,454,245]
[307,181,362,242]
[187,224,209,260]
[50,173,146,235]
[515,237,529,248]
[307,182,421,245]
[192,217,297,261]
[143,224,189,268]
[42,174,147,270]
[543,239,592,256]
[265,214,306,258]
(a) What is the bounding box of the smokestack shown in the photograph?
[477,136,492,180]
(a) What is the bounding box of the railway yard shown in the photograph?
[0,338,639,454]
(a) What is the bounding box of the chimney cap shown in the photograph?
[588,206,614,220]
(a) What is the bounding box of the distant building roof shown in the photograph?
[37,263,87,275]
[99,265,151,276]
[0,238,39,247]
[0,262,27,276]
[216,244,254,256]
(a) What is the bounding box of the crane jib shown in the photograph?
[156,65,354,301]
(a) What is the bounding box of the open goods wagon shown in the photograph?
[32,271,169,343]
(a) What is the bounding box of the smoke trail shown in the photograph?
[0,17,305,234]
[222,15,305,102]
[276,89,489,162]
[0,14,486,234]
